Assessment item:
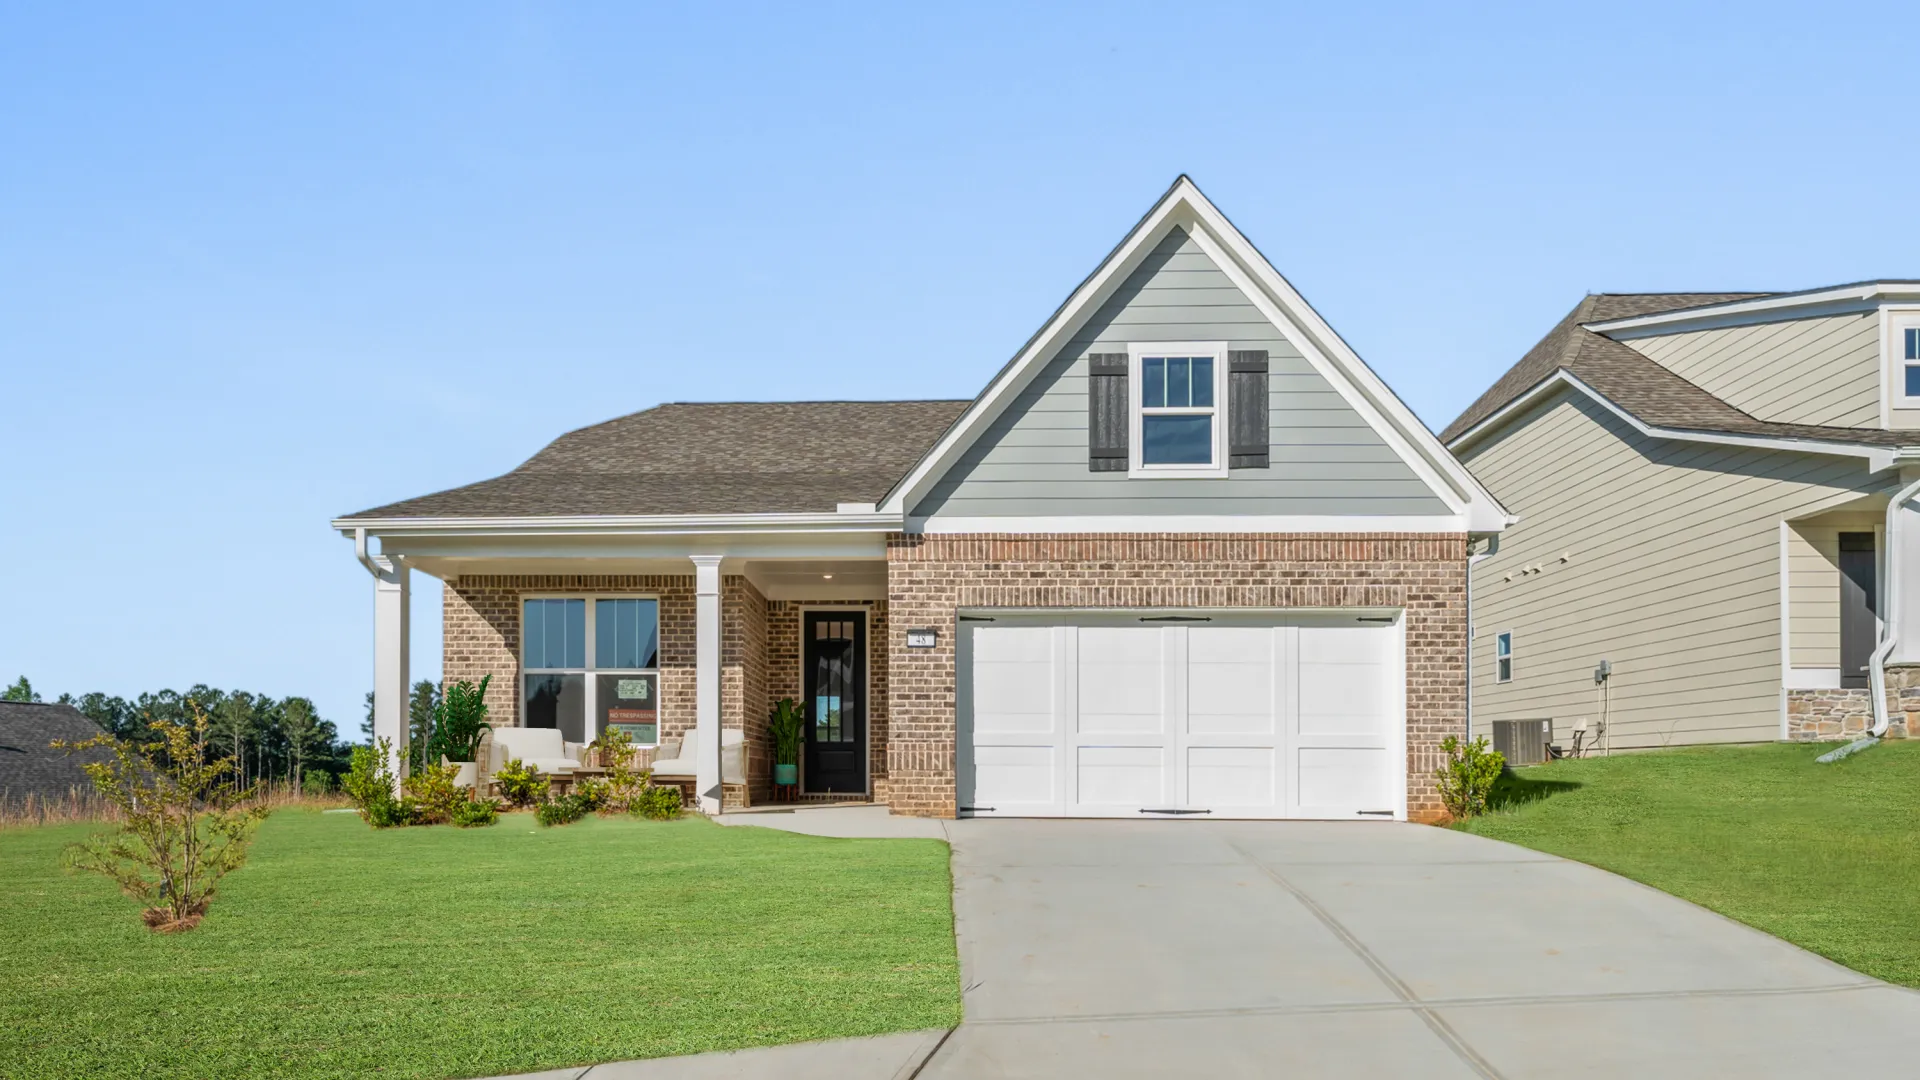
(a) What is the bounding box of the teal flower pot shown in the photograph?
[773,763,798,786]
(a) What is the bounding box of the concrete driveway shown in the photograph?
[923,818,1920,1079]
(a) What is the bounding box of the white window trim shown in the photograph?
[1886,306,1920,412]
[521,594,662,747]
[1494,630,1513,684]
[1127,340,1229,479]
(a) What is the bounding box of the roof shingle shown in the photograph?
[340,400,972,520]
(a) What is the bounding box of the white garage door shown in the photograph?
[958,613,1403,820]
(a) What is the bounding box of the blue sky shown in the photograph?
[3,2,1916,730]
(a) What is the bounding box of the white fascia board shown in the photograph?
[1445,369,1903,472]
[911,514,1470,535]
[1586,282,1920,336]
[331,511,902,539]
[880,176,1512,533]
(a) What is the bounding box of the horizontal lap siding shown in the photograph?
[1626,313,1880,428]
[1462,390,1882,748]
[911,226,1449,519]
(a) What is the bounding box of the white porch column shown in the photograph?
[372,556,411,788]
[692,554,724,814]
[1892,491,1920,665]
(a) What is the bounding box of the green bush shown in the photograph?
[345,740,409,828]
[572,777,611,812]
[401,762,465,825]
[301,768,335,797]
[1435,735,1505,821]
[633,783,684,821]
[588,727,646,811]
[494,757,548,808]
[427,674,493,764]
[535,793,590,827]
[450,798,500,828]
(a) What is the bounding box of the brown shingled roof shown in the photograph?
[1441,294,1916,449]
[339,400,972,519]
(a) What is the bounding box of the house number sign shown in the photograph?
[906,629,939,649]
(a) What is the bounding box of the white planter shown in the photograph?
[445,760,478,790]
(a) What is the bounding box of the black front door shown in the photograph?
[1840,532,1878,689]
[802,611,867,794]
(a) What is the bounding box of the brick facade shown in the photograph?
[883,533,1470,821]
[1786,665,1920,741]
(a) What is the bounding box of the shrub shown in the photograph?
[633,782,684,821]
[450,798,500,828]
[54,708,267,932]
[402,762,465,825]
[535,793,590,827]
[301,768,335,797]
[427,674,493,765]
[589,727,646,812]
[494,757,548,808]
[1435,735,1505,821]
[769,698,804,768]
[573,777,611,812]
[344,739,410,827]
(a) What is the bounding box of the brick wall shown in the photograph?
[884,533,1469,821]
[766,600,891,801]
[725,576,769,804]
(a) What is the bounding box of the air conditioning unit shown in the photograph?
[1491,719,1551,767]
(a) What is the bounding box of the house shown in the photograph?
[334,177,1510,821]
[1444,285,1920,749]
[0,701,109,807]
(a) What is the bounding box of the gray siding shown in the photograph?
[912,227,1449,519]
[1463,388,1883,748]
[1623,313,1880,428]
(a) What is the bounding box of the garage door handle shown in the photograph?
[1140,808,1211,815]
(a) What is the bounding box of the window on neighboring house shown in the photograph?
[1495,631,1513,683]
[1130,342,1227,476]
[1905,327,1920,399]
[522,597,660,745]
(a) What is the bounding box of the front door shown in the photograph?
[1839,532,1877,689]
[802,611,867,794]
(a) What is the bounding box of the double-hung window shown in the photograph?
[1901,321,1920,405]
[1129,341,1228,477]
[1495,631,1513,684]
[522,597,660,745]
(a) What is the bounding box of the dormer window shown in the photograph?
[1906,327,1920,397]
[1894,312,1920,409]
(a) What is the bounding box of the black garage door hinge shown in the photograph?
[960,807,995,813]
[1140,808,1212,815]
[1356,810,1395,816]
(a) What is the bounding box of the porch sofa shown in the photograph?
[649,728,746,786]
[486,727,584,780]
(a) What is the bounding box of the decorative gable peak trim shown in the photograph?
[876,175,1511,533]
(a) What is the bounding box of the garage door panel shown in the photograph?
[972,744,1057,807]
[1077,745,1165,806]
[1187,664,1276,735]
[973,662,1058,734]
[1298,674,1390,736]
[1187,746,1276,808]
[1297,747,1391,810]
[1299,625,1385,663]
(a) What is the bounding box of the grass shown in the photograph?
[0,809,960,1080]
[1458,740,1920,988]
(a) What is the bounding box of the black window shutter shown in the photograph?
[1087,353,1129,472]
[1228,350,1269,469]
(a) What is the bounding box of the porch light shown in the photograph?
[822,574,834,580]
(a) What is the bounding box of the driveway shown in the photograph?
[923,818,1920,1079]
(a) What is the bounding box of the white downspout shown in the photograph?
[1867,475,1920,737]
[1465,534,1499,742]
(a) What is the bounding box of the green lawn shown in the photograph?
[1459,740,1920,987]
[0,810,960,1080]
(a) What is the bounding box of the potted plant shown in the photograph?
[428,674,492,789]
[768,697,803,787]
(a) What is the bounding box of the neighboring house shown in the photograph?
[1444,284,1920,749]
[0,701,108,806]
[334,177,1509,821]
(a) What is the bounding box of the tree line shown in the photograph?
[6,675,351,786]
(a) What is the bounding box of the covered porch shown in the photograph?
[352,520,898,814]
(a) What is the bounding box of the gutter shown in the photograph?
[332,510,905,539]
[1464,534,1500,741]
[1867,474,1920,737]
[353,527,385,578]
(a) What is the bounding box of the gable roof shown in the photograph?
[339,400,970,520]
[877,175,1512,532]
[0,702,108,805]
[1442,293,1918,452]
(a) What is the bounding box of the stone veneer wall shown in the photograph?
[1785,665,1920,741]
[766,600,891,802]
[884,534,1469,821]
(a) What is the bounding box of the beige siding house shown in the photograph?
[1445,285,1920,749]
